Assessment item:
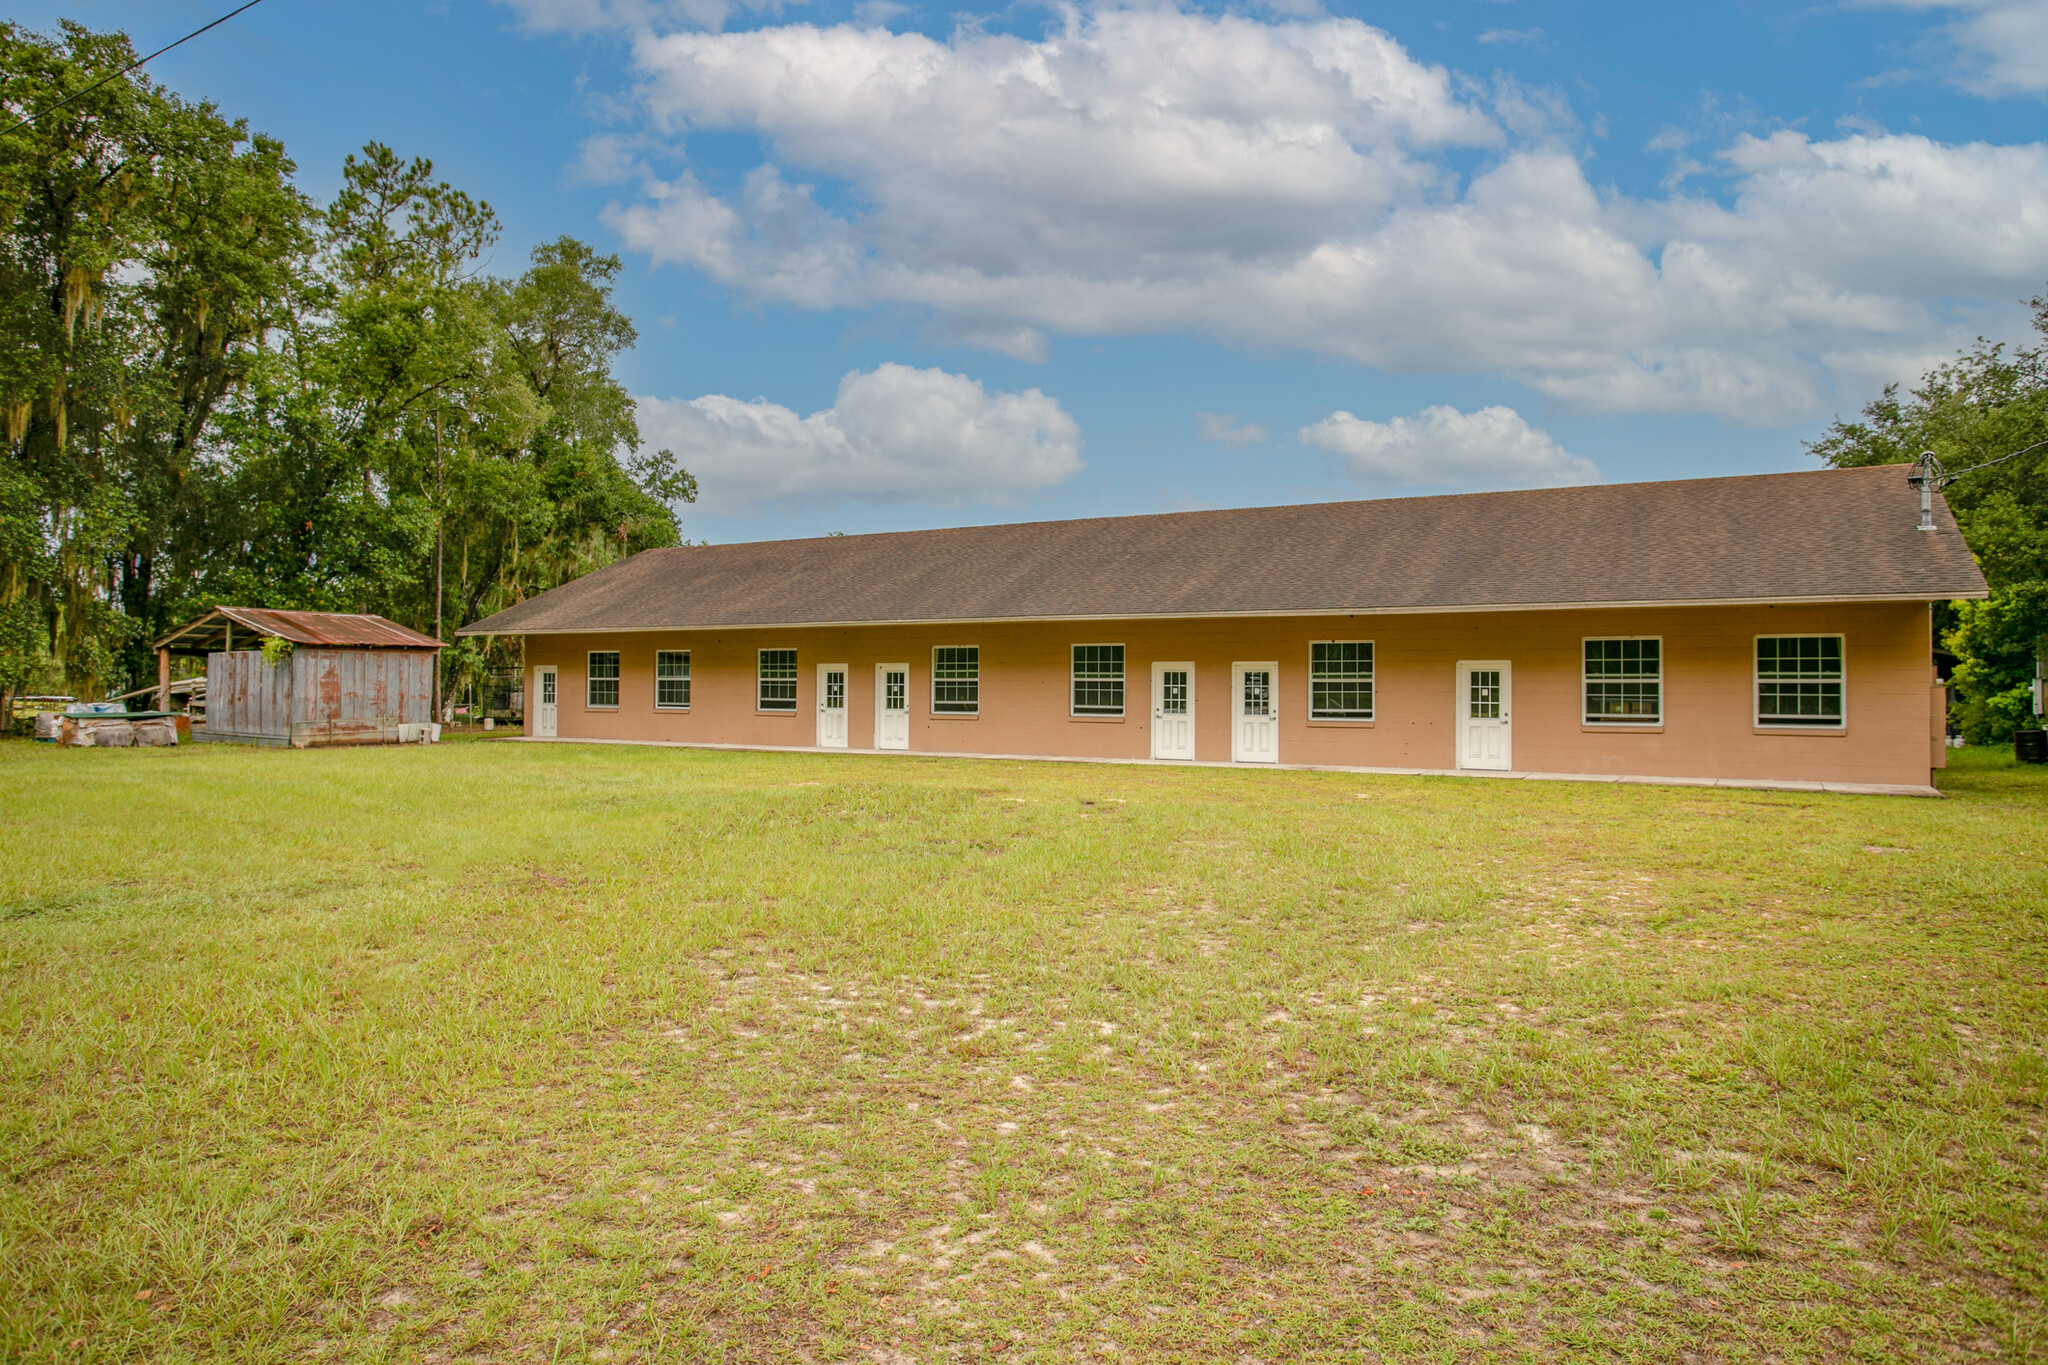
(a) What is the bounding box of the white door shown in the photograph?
[875,664,910,750]
[1456,660,1512,770]
[1151,661,1196,760]
[817,664,849,748]
[534,666,558,738]
[1230,662,1279,764]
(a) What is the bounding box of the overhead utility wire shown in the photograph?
[1922,437,2048,486]
[2,0,273,140]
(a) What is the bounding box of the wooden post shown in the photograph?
[156,648,171,714]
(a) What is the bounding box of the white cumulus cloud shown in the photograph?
[638,363,1083,514]
[1298,405,1598,489]
[1856,0,2048,95]
[553,3,2048,425]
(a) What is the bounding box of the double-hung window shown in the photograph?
[1583,638,1661,725]
[1756,636,1844,727]
[933,646,980,714]
[656,650,691,709]
[758,649,798,712]
[1071,645,1125,716]
[587,651,620,708]
[1310,641,1374,720]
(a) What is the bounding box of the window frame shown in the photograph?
[655,650,691,711]
[1581,636,1663,728]
[931,645,980,716]
[1308,640,1375,722]
[1070,643,1127,718]
[586,651,621,709]
[1754,634,1847,730]
[757,648,799,714]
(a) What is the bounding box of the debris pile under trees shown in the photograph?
[40,702,182,748]
[58,715,178,747]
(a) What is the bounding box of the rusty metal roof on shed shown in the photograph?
[154,607,444,653]
[457,465,1989,637]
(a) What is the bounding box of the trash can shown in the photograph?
[2017,729,2048,764]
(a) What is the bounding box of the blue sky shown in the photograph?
[13,0,2048,541]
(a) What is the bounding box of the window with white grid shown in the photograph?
[1158,670,1188,715]
[1756,636,1843,727]
[933,646,979,714]
[758,649,797,711]
[587,652,620,708]
[1071,645,1125,716]
[1242,669,1273,717]
[656,651,690,709]
[1310,641,1373,719]
[1584,638,1660,724]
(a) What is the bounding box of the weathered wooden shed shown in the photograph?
[153,607,444,748]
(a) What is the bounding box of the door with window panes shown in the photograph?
[816,664,849,747]
[1230,662,1279,763]
[1151,661,1195,760]
[875,664,910,750]
[1456,661,1511,770]
[533,666,557,737]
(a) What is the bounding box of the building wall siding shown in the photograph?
[287,648,434,746]
[525,600,1936,786]
[205,648,434,746]
[207,650,293,740]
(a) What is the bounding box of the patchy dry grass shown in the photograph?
[1,739,2044,1363]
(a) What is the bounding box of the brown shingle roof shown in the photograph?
[458,466,1987,636]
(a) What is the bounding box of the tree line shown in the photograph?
[0,20,690,715]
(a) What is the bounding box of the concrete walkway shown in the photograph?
[505,735,1941,798]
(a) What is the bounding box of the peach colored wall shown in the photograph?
[525,600,1937,786]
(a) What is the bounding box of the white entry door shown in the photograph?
[1151,661,1196,760]
[533,666,558,737]
[1230,661,1279,764]
[1456,660,1512,770]
[817,665,849,747]
[875,663,910,750]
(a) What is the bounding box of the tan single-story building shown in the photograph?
[459,466,1987,793]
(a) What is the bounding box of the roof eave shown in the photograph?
[456,589,1988,636]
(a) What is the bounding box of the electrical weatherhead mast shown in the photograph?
[1907,451,1946,532]
[1908,438,2048,531]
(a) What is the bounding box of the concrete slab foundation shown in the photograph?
[502,735,1942,798]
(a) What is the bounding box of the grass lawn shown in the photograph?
[2,739,2044,1363]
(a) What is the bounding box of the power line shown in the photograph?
[1929,437,2048,485]
[2,0,273,140]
